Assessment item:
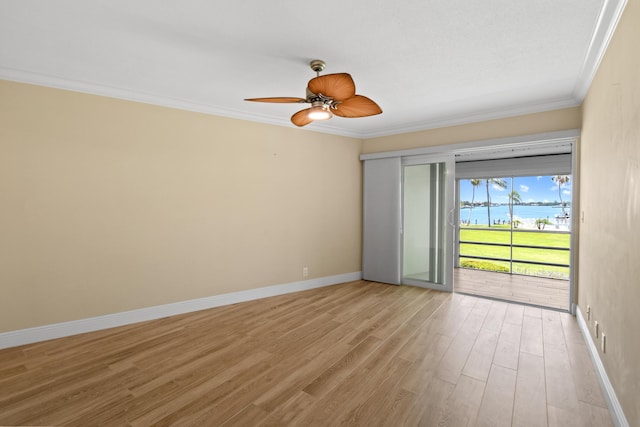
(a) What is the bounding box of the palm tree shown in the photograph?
[552,175,570,216]
[535,218,552,230]
[508,190,522,226]
[486,178,508,226]
[466,179,482,225]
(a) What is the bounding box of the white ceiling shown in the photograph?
[0,0,626,138]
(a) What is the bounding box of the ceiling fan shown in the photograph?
[245,60,382,127]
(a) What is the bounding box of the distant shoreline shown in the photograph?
[460,205,571,230]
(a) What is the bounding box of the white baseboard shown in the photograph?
[0,272,362,350]
[576,307,629,427]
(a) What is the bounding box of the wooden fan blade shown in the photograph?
[333,95,382,118]
[291,108,313,127]
[307,73,355,101]
[244,97,306,103]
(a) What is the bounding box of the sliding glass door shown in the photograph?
[402,156,455,291]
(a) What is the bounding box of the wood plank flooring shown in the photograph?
[0,280,610,426]
[454,268,570,311]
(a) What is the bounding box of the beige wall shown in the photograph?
[580,1,640,425]
[362,107,582,153]
[0,81,363,333]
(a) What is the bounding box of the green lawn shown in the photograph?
[459,226,570,279]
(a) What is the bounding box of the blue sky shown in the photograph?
[459,175,572,204]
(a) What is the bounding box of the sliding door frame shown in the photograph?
[360,129,580,314]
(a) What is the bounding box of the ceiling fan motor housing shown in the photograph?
[308,93,335,106]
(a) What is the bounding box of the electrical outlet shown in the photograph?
[602,333,606,353]
[303,267,309,277]
[595,321,599,338]
[587,305,591,321]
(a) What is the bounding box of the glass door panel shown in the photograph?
[402,156,454,291]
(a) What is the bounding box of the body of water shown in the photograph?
[460,205,570,229]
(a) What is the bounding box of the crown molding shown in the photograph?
[1,68,581,140]
[573,0,628,101]
[0,67,366,139]
[356,96,581,139]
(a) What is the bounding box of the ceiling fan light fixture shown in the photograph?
[246,60,381,127]
[307,103,333,120]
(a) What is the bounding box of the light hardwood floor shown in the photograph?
[0,280,610,426]
[454,268,570,311]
